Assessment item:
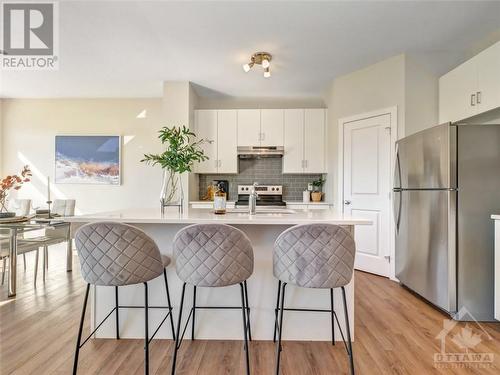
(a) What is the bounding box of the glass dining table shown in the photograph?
[0,218,72,297]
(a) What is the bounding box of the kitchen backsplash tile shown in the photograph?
[198,158,323,201]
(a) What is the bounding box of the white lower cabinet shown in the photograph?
[194,110,237,174]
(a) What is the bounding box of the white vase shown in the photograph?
[160,170,183,212]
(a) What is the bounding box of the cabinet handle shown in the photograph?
[215,160,219,168]
[218,160,222,167]
[471,93,476,106]
[304,160,308,169]
[261,132,265,141]
[477,91,481,104]
[207,139,215,144]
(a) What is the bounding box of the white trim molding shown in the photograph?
[337,106,398,281]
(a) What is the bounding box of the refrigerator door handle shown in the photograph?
[392,189,402,233]
[393,144,403,233]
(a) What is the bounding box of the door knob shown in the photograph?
[344,200,351,205]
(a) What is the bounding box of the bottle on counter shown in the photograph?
[213,182,227,214]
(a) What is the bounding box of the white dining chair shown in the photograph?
[9,199,32,270]
[0,232,44,287]
[22,199,76,281]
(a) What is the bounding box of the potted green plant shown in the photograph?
[0,166,32,217]
[141,126,208,212]
[311,177,325,202]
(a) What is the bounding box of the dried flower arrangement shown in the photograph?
[0,165,32,213]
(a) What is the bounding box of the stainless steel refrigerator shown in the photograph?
[393,122,500,321]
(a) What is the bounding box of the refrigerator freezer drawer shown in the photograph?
[395,189,456,313]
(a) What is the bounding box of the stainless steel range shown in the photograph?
[236,185,286,207]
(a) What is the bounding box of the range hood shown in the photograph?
[237,146,284,158]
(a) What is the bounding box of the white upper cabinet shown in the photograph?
[304,109,326,173]
[439,59,477,123]
[476,41,500,114]
[283,108,326,174]
[196,108,326,175]
[217,110,238,173]
[194,110,218,173]
[237,109,261,146]
[261,109,284,146]
[439,41,500,123]
[194,109,237,174]
[283,109,305,174]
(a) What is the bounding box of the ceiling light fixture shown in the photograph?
[243,52,272,78]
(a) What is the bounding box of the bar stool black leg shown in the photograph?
[73,284,90,375]
[239,283,250,375]
[144,282,149,375]
[330,288,335,345]
[341,286,355,375]
[163,269,176,341]
[191,285,197,340]
[273,280,282,343]
[243,280,252,341]
[171,283,186,375]
[275,282,287,375]
[115,286,120,340]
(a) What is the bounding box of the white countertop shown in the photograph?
[492,215,500,220]
[189,200,332,205]
[64,207,371,226]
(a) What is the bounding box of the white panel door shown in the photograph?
[439,59,477,123]
[237,109,261,146]
[343,114,391,277]
[477,40,500,114]
[217,110,238,174]
[283,109,304,174]
[304,109,326,173]
[261,109,284,146]
[194,110,218,173]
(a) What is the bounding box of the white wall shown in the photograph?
[405,57,439,135]
[324,54,406,203]
[2,98,164,214]
[161,81,199,211]
[323,54,438,204]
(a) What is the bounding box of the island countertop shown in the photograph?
[63,207,372,226]
[65,207,367,341]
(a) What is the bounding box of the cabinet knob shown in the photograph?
[471,93,476,106]
[477,91,482,104]
[344,200,352,205]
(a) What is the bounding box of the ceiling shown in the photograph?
[1,0,500,99]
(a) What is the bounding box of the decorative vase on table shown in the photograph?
[160,169,184,213]
[141,126,208,215]
[0,192,14,218]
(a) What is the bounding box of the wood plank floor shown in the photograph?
[1,246,499,374]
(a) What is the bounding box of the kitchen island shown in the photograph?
[64,208,371,341]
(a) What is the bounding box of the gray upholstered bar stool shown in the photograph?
[170,223,254,375]
[72,222,176,375]
[273,223,356,375]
